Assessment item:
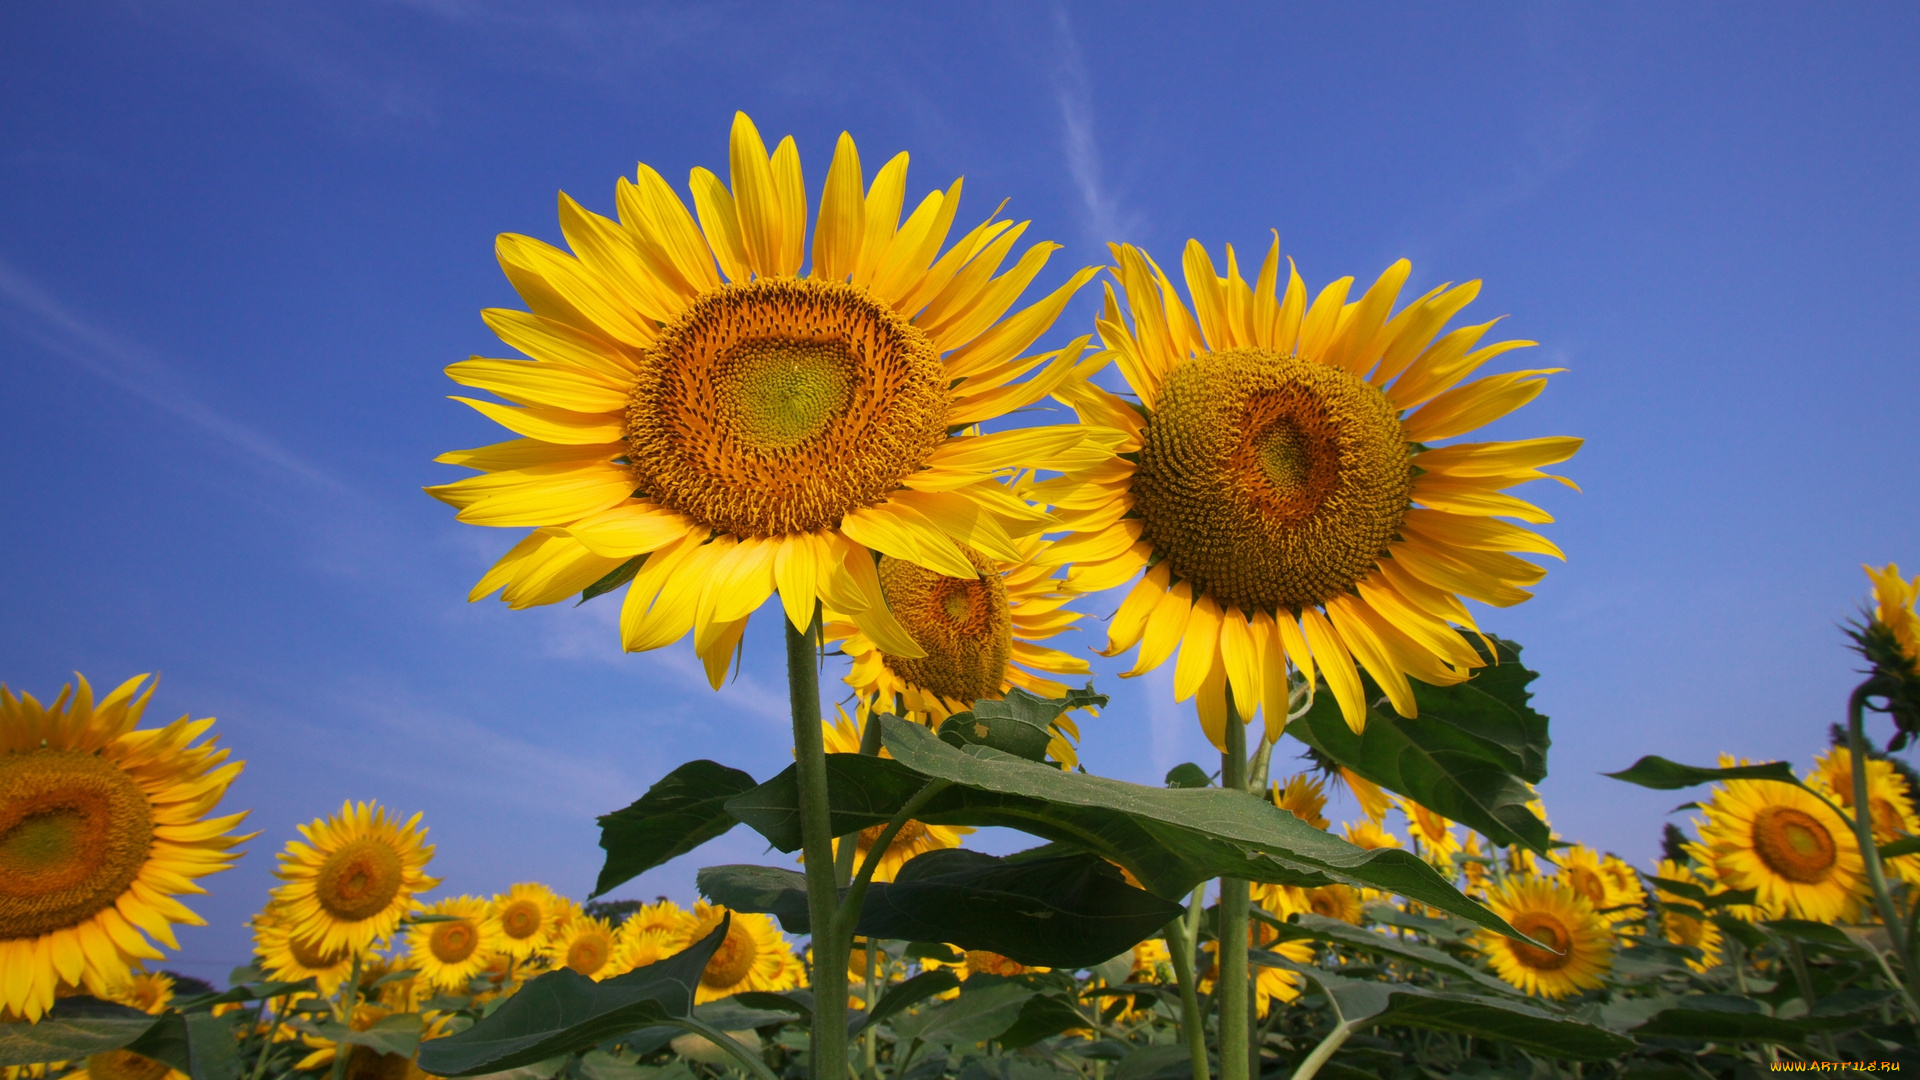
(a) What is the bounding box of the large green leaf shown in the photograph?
[856,971,962,1034]
[995,994,1091,1050]
[593,761,757,898]
[0,999,237,1080]
[416,917,727,1076]
[890,981,1035,1046]
[174,979,318,1013]
[1255,911,1519,997]
[936,686,1108,763]
[695,865,814,933]
[1273,960,1633,1060]
[1619,992,1890,1043]
[1287,635,1550,851]
[878,717,1528,941]
[724,755,927,854]
[1603,756,1799,790]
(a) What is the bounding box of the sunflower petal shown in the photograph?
[1300,607,1365,734]
[1126,579,1194,678]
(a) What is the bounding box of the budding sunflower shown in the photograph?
[1851,564,1920,749]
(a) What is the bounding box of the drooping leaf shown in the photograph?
[1287,635,1551,850]
[890,981,1035,1046]
[855,970,962,1034]
[0,999,167,1068]
[725,755,928,853]
[995,994,1091,1050]
[730,991,813,1024]
[1113,1045,1194,1080]
[1255,911,1519,996]
[878,717,1527,941]
[1644,877,1757,911]
[696,865,814,934]
[593,761,757,897]
[857,850,1184,969]
[1603,756,1799,791]
[1880,836,1920,859]
[1275,960,1633,1060]
[416,917,727,1076]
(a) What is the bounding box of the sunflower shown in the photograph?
[486,882,565,961]
[621,898,686,939]
[1302,884,1364,925]
[614,920,681,972]
[429,112,1100,681]
[271,801,436,958]
[670,902,802,1004]
[1552,845,1635,927]
[108,970,174,1015]
[1398,796,1461,865]
[1600,853,1649,929]
[1046,240,1576,743]
[548,915,622,980]
[1130,938,1172,983]
[827,533,1093,756]
[0,674,251,1021]
[818,714,973,882]
[1332,767,1389,821]
[1343,820,1401,851]
[1807,745,1920,885]
[1477,876,1612,999]
[1459,833,1492,897]
[1201,926,1314,1017]
[253,902,353,995]
[405,896,502,992]
[296,1004,447,1080]
[1270,773,1329,830]
[1689,763,1865,923]
[1650,860,1722,972]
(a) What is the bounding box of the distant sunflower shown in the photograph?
[1130,938,1172,984]
[622,898,686,939]
[487,883,565,961]
[549,915,621,980]
[818,714,972,882]
[1270,773,1329,830]
[1808,745,1920,885]
[253,903,353,995]
[1343,820,1401,851]
[671,902,801,1003]
[1689,765,1865,922]
[429,112,1098,683]
[1857,565,1920,746]
[1048,239,1576,743]
[615,921,680,972]
[1201,925,1314,1017]
[0,674,251,1021]
[272,801,437,957]
[110,971,174,1015]
[1302,884,1363,924]
[1399,796,1461,865]
[1477,876,1612,999]
[1460,833,1492,897]
[406,896,502,992]
[1552,845,1633,927]
[827,534,1092,755]
[1650,860,1722,972]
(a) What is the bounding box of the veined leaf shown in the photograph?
[593,760,757,897]
[1603,756,1799,790]
[937,686,1109,763]
[855,970,962,1034]
[696,865,813,934]
[890,981,1034,1046]
[725,755,927,853]
[1255,911,1519,997]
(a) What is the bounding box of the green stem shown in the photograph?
[669,1017,782,1080]
[1848,683,1917,985]
[249,996,292,1080]
[1162,915,1210,1080]
[1289,1017,1356,1080]
[863,944,879,1079]
[329,953,362,1080]
[1218,692,1250,1080]
[839,778,953,923]
[787,607,848,1080]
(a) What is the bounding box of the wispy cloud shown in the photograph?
[1050,7,1142,249]
[0,254,350,495]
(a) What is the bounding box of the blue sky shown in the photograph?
[4,2,1917,984]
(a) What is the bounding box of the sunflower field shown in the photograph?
[5,113,1919,1080]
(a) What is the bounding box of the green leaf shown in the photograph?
[416,916,728,1076]
[729,992,812,1024]
[1255,911,1519,997]
[578,556,643,604]
[1112,1045,1194,1080]
[855,970,962,1034]
[341,1014,423,1057]
[1286,634,1551,850]
[1277,961,1633,1060]
[696,865,813,934]
[857,850,1184,969]
[1164,763,1211,789]
[593,760,758,897]
[995,994,1090,1050]
[1881,836,1920,858]
[879,717,1527,941]
[725,755,927,853]
[936,686,1108,764]
[1710,913,1769,952]
[1359,901,1477,939]
[1603,756,1799,791]
[1623,992,1890,1043]
[890,981,1035,1046]
[0,999,165,1067]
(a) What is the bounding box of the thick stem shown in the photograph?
[329,953,362,1080]
[1218,695,1250,1080]
[788,608,848,1080]
[1163,915,1211,1080]
[1847,683,1920,1011]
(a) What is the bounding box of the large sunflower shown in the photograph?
[1477,875,1612,999]
[1689,765,1865,923]
[428,113,1099,678]
[253,902,353,995]
[670,902,802,1003]
[0,674,251,1021]
[1807,745,1920,885]
[405,896,503,992]
[1046,239,1576,741]
[271,801,438,957]
[827,533,1090,731]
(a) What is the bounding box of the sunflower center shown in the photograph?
[430,920,479,964]
[85,1050,173,1080]
[701,920,758,989]
[0,749,155,939]
[1133,348,1412,612]
[498,899,542,941]
[289,932,349,971]
[1564,867,1608,908]
[875,548,1012,705]
[314,837,405,923]
[1508,912,1574,971]
[627,278,951,538]
[1752,806,1838,883]
[566,931,610,977]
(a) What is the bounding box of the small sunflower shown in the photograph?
[1130,938,1172,984]
[1398,796,1461,866]
[406,896,503,992]
[253,902,353,995]
[1650,860,1722,972]
[486,882,565,961]
[430,113,1099,682]
[1343,820,1401,851]
[817,714,973,882]
[108,971,174,1015]
[671,902,801,1003]
[272,801,437,957]
[0,674,251,1021]
[614,921,681,972]
[1302,884,1364,925]
[1856,564,1920,746]
[1552,845,1633,927]
[1477,875,1612,999]
[1689,764,1865,923]
[1048,239,1576,743]
[1459,832,1493,897]
[548,915,622,980]
[1807,745,1920,885]
[1270,773,1329,830]
[621,898,686,939]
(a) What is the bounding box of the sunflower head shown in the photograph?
[1398,796,1460,864]
[1650,860,1722,972]
[1807,745,1920,885]
[1477,875,1613,999]
[487,882,564,960]
[671,902,801,1003]
[829,815,974,884]
[1303,884,1363,924]
[254,902,354,994]
[1061,238,1575,742]
[0,674,251,1021]
[1270,773,1329,830]
[406,896,503,992]
[271,801,437,958]
[1343,820,1401,851]
[1853,565,1920,748]
[1689,768,1866,923]
[549,916,621,980]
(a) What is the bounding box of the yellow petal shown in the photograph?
[812,132,865,282]
[1182,240,1231,352]
[699,535,779,634]
[1388,538,1538,607]
[1126,579,1193,678]
[1401,369,1562,442]
[1251,611,1292,742]
[688,166,751,284]
[1300,607,1365,734]
[1323,259,1408,374]
[728,112,784,278]
[1295,276,1353,360]
[483,308,639,382]
[926,426,1085,473]
[1414,435,1583,480]
[888,489,1023,562]
[447,357,629,413]
[564,501,703,558]
[469,532,550,602]
[1040,519,1144,567]
[1373,281,1480,387]
[1389,330,1533,411]
[854,151,910,288]
[823,534,926,658]
[618,531,708,651]
[1173,593,1223,702]
[444,462,635,528]
[1410,477,1555,523]
[625,536,735,652]
[496,233,654,348]
[773,531,827,633]
[1218,606,1262,724]
[769,135,808,276]
[699,616,751,689]
[1063,542,1152,593]
[839,501,976,579]
[453,397,626,445]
